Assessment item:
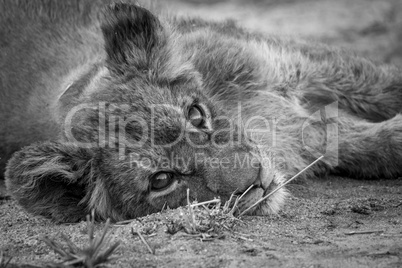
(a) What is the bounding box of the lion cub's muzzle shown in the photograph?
[201,150,261,194]
[231,164,278,216]
[199,148,277,214]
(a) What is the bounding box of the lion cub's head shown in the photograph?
[5,3,286,222]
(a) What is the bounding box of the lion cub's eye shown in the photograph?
[150,172,175,191]
[188,104,205,128]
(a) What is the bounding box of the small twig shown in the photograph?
[114,219,136,226]
[132,228,154,254]
[181,233,204,238]
[190,199,221,208]
[229,184,254,215]
[239,155,324,217]
[223,190,238,212]
[378,233,402,237]
[237,236,253,242]
[161,201,168,211]
[187,188,197,233]
[0,251,12,268]
[233,231,254,237]
[344,230,384,235]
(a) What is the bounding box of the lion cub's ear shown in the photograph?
[101,3,166,74]
[5,142,107,223]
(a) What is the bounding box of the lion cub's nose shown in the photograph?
[203,150,261,195]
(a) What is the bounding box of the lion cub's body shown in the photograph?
[1,1,402,222]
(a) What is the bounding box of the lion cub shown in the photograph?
[1,1,401,222]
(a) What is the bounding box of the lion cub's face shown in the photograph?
[6,3,286,222]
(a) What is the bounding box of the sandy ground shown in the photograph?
[1,0,402,267]
[1,177,401,267]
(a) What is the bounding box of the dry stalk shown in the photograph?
[239,155,324,217]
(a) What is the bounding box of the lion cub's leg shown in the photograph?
[300,55,402,123]
[334,113,402,179]
[300,104,402,179]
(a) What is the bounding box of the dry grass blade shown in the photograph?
[229,184,254,216]
[0,251,12,268]
[344,230,384,235]
[131,228,155,254]
[239,155,324,217]
[223,191,239,213]
[87,212,95,241]
[186,188,197,233]
[165,188,241,240]
[42,214,120,268]
[114,219,136,226]
[190,199,221,208]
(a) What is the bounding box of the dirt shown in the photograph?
[1,177,401,267]
[1,0,402,267]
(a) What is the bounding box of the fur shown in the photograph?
[1,1,401,222]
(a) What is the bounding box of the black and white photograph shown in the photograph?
[0,0,401,267]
